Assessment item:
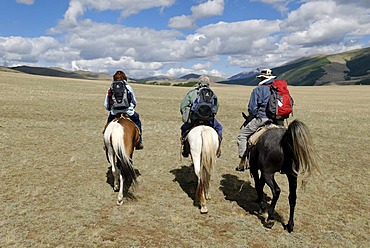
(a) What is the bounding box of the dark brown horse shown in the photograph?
[103,113,140,205]
[248,119,320,232]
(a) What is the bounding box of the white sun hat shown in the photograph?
[256,68,276,79]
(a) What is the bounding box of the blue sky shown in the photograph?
[0,0,369,79]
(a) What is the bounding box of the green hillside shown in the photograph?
[273,56,330,86]
[219,47,370,86]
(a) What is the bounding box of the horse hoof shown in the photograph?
[258,207,266,215]
[264,219,275,229]
[116,200,123,206]
[260,212,268,219]
[284,224,294,233]
[200,206,208,214]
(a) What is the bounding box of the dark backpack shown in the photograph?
[266,80,294,120]
[110,80,131,110]
[191,87,218,121]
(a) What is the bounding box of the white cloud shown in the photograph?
[0,36,59,64]
[54,0,175,31]
[16,0,34,5]
[195,20,281,55]
[169,0,224,30]
[251,0,292,13]
[281,0,370,46]
[67,57,163,74]
[191,0,224,19]
[168,15,195,29]
[192,62,212,70]
[166,66,223,78]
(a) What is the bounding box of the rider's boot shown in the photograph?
[216,135,222,158]
[136,134,144,150]
[181,137,189,157]
[136,142,144,150]
[236,156,247,172]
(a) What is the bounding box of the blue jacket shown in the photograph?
[248,80,273,118]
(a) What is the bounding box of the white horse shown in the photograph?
[187,125,220,214]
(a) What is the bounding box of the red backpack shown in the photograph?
[266,80,294,120]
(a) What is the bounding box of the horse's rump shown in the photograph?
[187,125,219,213]
[115,117,140,153]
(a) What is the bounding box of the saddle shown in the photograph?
[248,123,284,148]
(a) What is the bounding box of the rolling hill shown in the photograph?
[3,47,370,86]
[8,66,111,81]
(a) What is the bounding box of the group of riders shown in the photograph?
[104,68,290,171]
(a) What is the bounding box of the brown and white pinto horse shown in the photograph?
[103,113,140,205]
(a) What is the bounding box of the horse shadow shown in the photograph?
[106,166,141,200]
[219,173,284,228]
[170,165,198,207]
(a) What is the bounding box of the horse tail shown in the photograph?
[287,120,321,184]
[107,121,137,185]
[196,128,216,199]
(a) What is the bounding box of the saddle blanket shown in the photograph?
[248,124,284,147]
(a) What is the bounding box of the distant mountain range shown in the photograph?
[228,69,260,80]
[2,47,369,86]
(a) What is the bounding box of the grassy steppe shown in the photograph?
[0,72,369,247]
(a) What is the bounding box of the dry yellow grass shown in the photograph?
[1,71,369,247]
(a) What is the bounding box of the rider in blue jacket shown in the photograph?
[236,69,275,171]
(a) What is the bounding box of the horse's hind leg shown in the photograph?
[111,161,120,191]
[195,177,208,214]
[286,173,297,232]
[117,173,124,205]
[197,183,208,214]
[193,156,208,213]
[264,173,281,227]
[251,168,265,213]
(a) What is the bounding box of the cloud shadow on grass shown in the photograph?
[219,173,284,229]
